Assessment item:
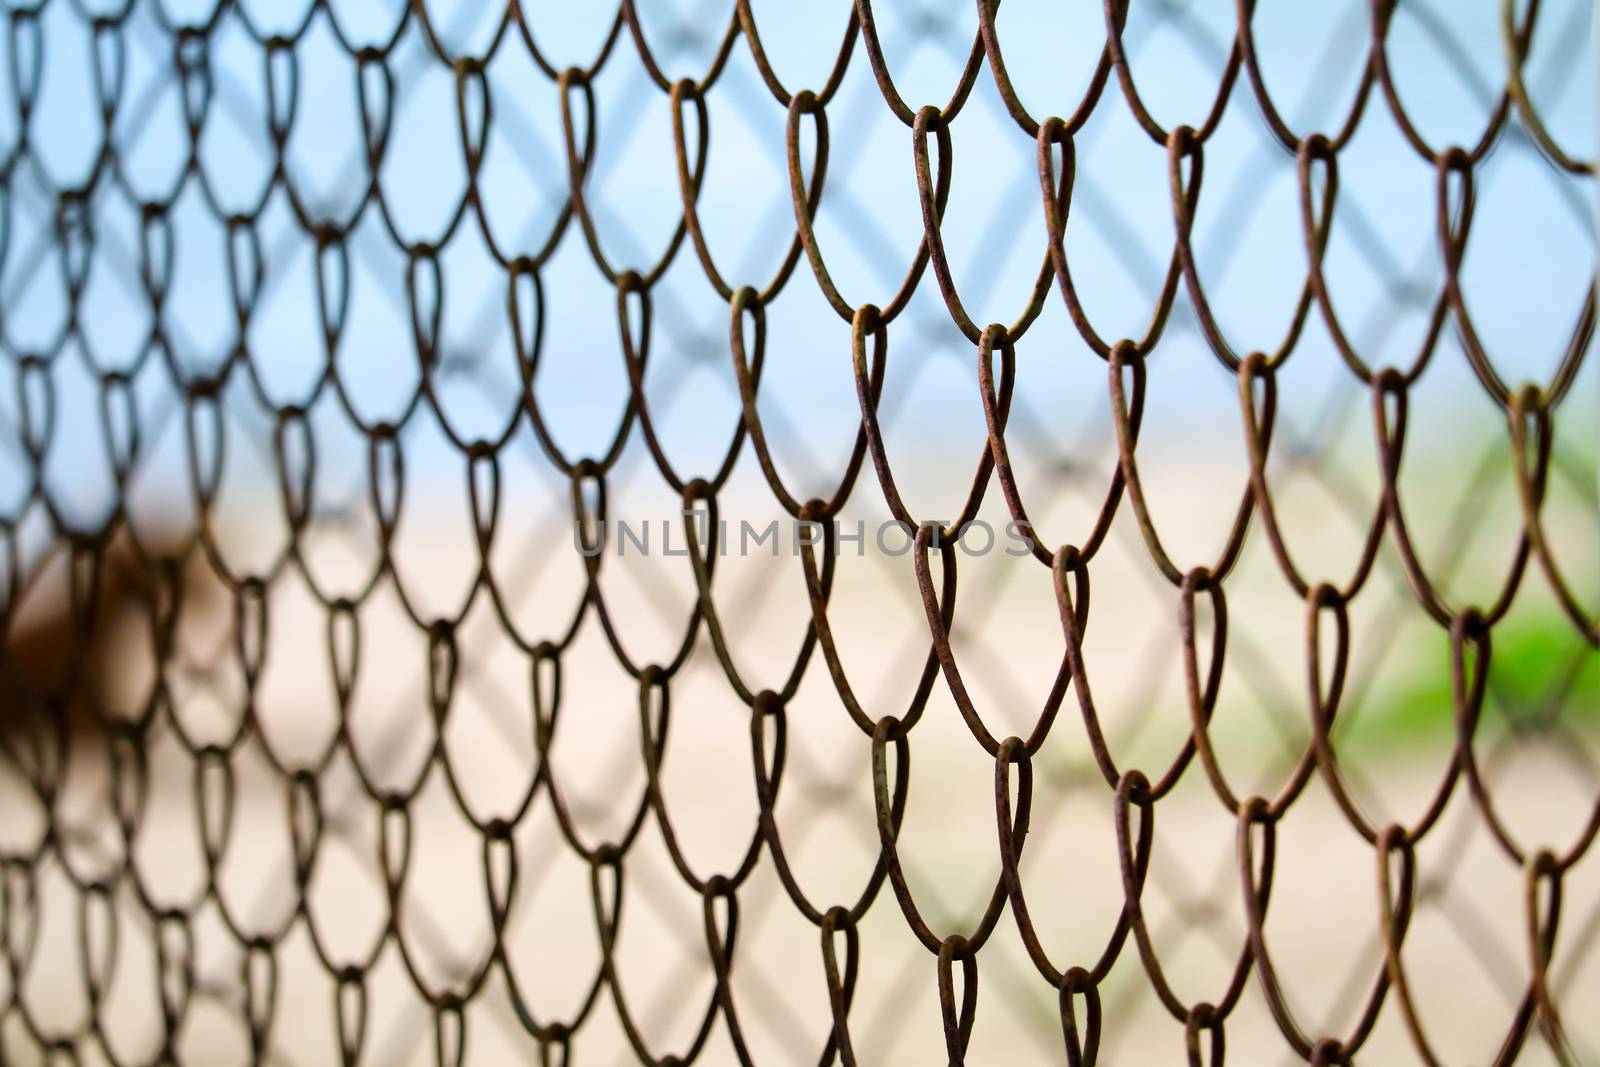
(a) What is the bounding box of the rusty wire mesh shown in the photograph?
[0,0,1598,1064]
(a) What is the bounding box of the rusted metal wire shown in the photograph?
[0,0,1596,1064]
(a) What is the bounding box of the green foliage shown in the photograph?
[1337,614,1600,749]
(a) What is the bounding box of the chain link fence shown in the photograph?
[0,0,1597,1064]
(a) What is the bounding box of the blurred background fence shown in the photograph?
[0,0,1598,1064]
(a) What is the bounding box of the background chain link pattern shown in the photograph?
[0,0,1597,1064]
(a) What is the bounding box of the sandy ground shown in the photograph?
[1,433,1597,1067]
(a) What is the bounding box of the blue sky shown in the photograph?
[0,0,1594,525]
